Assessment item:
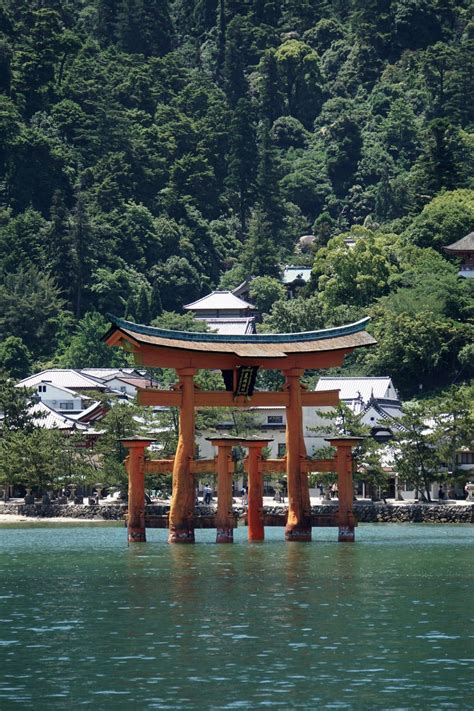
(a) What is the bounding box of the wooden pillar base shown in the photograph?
[248,528,264,542]
[128,526,146,543]
[338,526,355,542]
[168,526,195,544]
[285,522,312,542]
[216,527,234,544]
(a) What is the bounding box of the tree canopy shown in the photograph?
[0,0,471,403]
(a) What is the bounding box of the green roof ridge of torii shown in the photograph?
[105,314,372,344]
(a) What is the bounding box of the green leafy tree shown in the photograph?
[259,294,324,333]
[366,309,472,398]
[0,373,39,433]
[404,189,474,250]
[393,402,442,502]
[0,429,65,495]
[274,39,323,128]
[95,401,141,486]
[151,311,210,332]
[0,266,65,360]
[311,231,398,310]
[249,276,286,316]
[429,384,474,477]
[312,402,386,499]
[0,337,32,379]
[57,312,132,368]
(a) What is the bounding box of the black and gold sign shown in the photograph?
[234,366,259,397]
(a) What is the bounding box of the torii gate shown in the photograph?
[104,315,376,544]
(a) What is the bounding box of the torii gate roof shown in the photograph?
[104,314,376,370]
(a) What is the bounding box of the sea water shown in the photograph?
[0,523,472,709]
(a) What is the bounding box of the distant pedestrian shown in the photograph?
[331,482,338,499]
[438,486,445,501]
[204,484,212,505]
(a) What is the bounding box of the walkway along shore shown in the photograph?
[1,500,473,524]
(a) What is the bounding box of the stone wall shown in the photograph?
[352,502,474,523]
[1,501,473,523]
[1,503,126,520]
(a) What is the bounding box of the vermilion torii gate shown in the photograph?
[104,315,376,544]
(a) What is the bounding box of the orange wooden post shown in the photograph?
[284,369,311,541]
[122,437,152,543]
[246,443,265,541]
[215,443,234,543]
[169,368,196,543]
[328,437,363,542]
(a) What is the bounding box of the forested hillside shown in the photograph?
[0,0,472,396]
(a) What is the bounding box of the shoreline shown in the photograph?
[0,513,121,524]
[1,500,473,524]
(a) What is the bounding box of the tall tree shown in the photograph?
[225,98,257,233]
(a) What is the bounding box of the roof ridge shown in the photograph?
[105,314,372,344]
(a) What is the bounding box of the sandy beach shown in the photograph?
[0,513,119,524]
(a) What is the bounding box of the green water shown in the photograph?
[0,524,472,710]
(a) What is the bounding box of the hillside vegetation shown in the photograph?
[0,0,472,396]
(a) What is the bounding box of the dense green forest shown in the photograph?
[0,0,472,397]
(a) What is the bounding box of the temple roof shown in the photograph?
[316,376,398,403]
[443,232,474,253]
[17,369,108,391]
[29,401,89,431]
[104,314,376,362]
[184,291,255,311]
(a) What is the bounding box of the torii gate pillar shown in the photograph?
[246,441,269,542]
[169,368,196,543]
[214,442,234,543]
[328,437,363,542]
[284,369,311,542]
[122,437,152,543]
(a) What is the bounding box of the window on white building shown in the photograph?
[38,385,46,393]
[268,415,283,424]
[59,402,74,410]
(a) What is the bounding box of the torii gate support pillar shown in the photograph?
[328,437,363,542]
[215,443,234,543]
[169,368,196,543]
[284,369,311,541]
[246,442,266,542]
[122,437,152,543]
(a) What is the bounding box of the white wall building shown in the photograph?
[184,291,256,334]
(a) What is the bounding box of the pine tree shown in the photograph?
[258,49,283,123]
[223,16,248,106]
[46,191,75,309]
[150,281,163,319]
[256,121,284,242]
[96,0,118,45]
[135,285,151,324]
[241,207,281,279]
[125,293,136,322]
[225,98,257,234]
[116,0,174,57]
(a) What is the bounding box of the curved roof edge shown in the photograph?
[105,314,371,344]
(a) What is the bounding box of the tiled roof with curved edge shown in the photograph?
[104,314,376,357]
[443,232,474,252]
[184,291,255,311]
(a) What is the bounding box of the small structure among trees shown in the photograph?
[443,232,474,278]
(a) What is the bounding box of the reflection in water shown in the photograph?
[0,524,472,708]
